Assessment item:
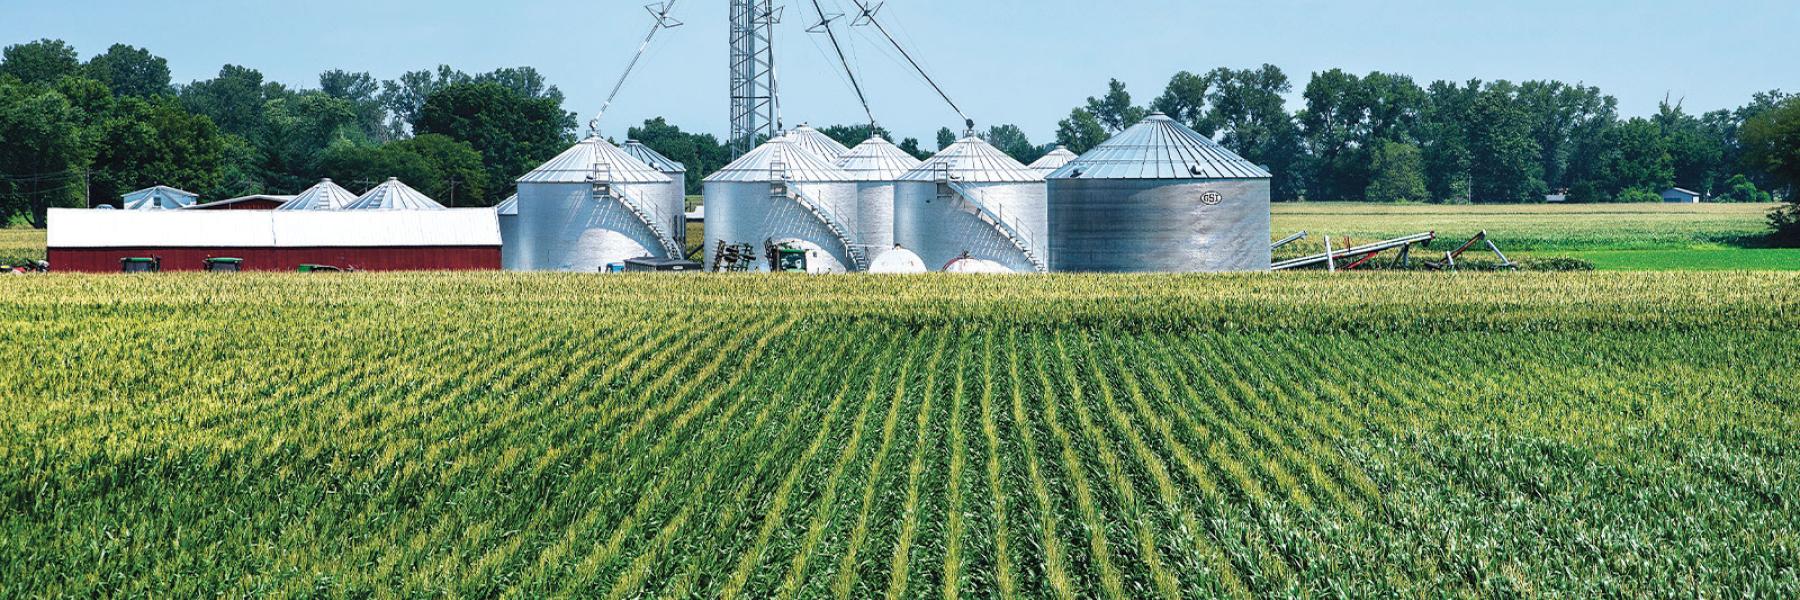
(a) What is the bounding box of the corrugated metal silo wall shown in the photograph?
[661,174,687,239]
[499,214,520,270]
[515,181,669,272]
[855,182,898,253]
[894,181,1047,272]
[1047,178,1270,272]
[703,181,861,272]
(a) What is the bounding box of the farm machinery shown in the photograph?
[1271,231,1516,272]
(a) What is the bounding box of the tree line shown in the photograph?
[2,39,1797,241]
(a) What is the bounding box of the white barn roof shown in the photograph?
[704,137,855,183]
[344,178,446,211]
[518,136,671,184]
[278,179,359,211]
[47,208,501,248]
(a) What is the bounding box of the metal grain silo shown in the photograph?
[277,178,358,211]
[894,135,1048,273]
[1029,145,1079,174]
[835,136,922,254]
[1047,112,1272,272]
[513,136,681,272]
[784,124,852,161]
[702,137,863,273]
[344,178,446,210]
[495,194,520,270]
[620,140,689,247]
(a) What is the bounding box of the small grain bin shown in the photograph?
[277,179,358,211]
[894,135,1048,273]
[702,138,862,273]
[868,246,928,274]
[835,136,923,254]
[513,137,680,272]
[1047,112,1271,272]
[1029,145,1079,174]
[783,123,853,161]
[494,194,519,270]
[344,178,446,211]
[620,140,690,246]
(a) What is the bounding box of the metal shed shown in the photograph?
[46,208,501,272]
[512,137,681,272]
[702,137,862,273]
[783,124,853,161]
[835,136,923,255]
[1047,112,1272,272]
[120,186,199,211]
[1029,145,1079,174]
[277,179,359,211]
[344,178,446,211]
[894,135,1048,273]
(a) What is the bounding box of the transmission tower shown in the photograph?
[730,0,781,156]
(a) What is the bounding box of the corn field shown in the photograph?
[2,273,1797,597]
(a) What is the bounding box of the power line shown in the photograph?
[807,0,877,130]
[848,0,973,132]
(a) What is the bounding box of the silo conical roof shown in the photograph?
[898,136,1044,183]
[494,194,519,216]
[344,178,446,210]
[1049,113,1271,180]
[835,136,924,181]
[1029,145,1079,173]
[121,185,198,210]
[277,178,358,211]
[704,137,855,183]
[621,140,687,173]
[518,136,672,184]
[783,124,853,160]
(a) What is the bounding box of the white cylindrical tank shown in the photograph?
[513,137,677,272]
[495,194,519,270]
[894,135,1048,273]
[868,246,928,274]
[835,136,922,256]
[621,140,689,246]
[1047,113,1272,272]
[703,138,862,273]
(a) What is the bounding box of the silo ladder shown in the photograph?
[782,180,867,271]
[944,181,1048,273]
[598,184,685,259]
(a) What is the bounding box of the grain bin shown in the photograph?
[277,179,358,211]
[783,123,853,161]
[494,194,519,270]
[1047,113,1272,272]
[513,136,681,272]
[702,137,862,273]
[868,246,928,274]
[835,136,922,254]
[620,139,689,246]
[344,178,446,210]
[894,135,1048,273]
[1029,145,1078,174]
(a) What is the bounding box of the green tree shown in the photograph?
[1055,108,1108,154]
[1151,71,1213,134]
[1466,81,1547,202]
[1205,65,1305,200]
[897,137,928,160]
[1740,97,1800,241]
[1420,79,1481,202]
[1365,141,1428,202]
[984,124,1037,164]
[320,70,389,142]
[1592,118,1674,201]
[88,95,225,204]
[0,80,86,225]
[935,127,957,150]
[1298,69,1372,200]
[1517,81,1613,192]
[82,44,171,97]
[260,92,364,190]
[320,134,489,206]
[1085,79,1147,133]
[1712,174,1771,203]
[818,124,890,148]
[0,39,81,86]
[180,65,282,140]
[380,66,470,135]
[416,81,574,203]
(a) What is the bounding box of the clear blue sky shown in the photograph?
[6,0,1796,143]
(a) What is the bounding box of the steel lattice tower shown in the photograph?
[730,0,779,156]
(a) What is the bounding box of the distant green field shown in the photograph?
[1568,248,1800,271]
[1271,202,1778,253]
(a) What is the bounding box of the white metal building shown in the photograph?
[894,135,1049,273]
[119,186,199,211]
[512,136,681,272]
[835,136,923,255]
[702,137,862,273]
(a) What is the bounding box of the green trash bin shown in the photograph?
[204,258,243,272]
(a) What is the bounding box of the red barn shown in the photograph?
[46,208,502,272]
[186,195,295,211]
